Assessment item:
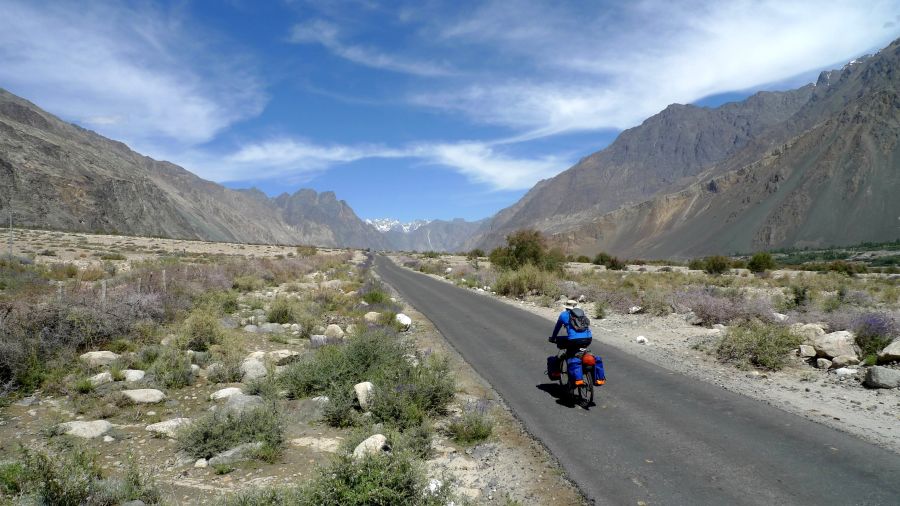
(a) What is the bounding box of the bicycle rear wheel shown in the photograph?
[579,370,594,406]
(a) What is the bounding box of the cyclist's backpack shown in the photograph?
[568,307,590,332]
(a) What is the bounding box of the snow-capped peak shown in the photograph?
[366,218,431,234]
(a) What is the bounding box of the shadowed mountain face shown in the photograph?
[378,218,485,252]
[469,38,900,258]
[0,88,388,248]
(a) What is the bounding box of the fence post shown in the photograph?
[100,279,107,310]
[162,269,167,294]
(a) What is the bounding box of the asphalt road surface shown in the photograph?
[375,255,900,505]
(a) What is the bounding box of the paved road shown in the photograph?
[375,256,900,505]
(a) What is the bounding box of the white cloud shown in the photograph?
[289,19,453,76]
[181,137,564,191]
[0,1,266,148]
[415,0,900,135]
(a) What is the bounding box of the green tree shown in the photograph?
[748,252,776,273]
[703,255,731,275]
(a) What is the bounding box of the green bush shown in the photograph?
[592,252,625,270]
[362,289,389,305]
[182,309,222,351]
[233,275,265,292]
[369,355,456,430]
[593,301,607,319]
[466,248,485,260]
[688,258,705,270]
[575,255,591,263]
[99,252,127,261]
[176,405,284,460]
[267,297,296,324]
[0,461,25,496]
[489,229,563,272]
[296,245,318,257]
[447,405,493,445]
[148,346,194,389]
[748,252,776,273]
[716,321,803,370]
[196,290,239,315]
[74,377,95,395]
[703,256,731,275]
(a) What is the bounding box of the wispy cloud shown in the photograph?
[413,0,900,135]
[183,137,564,191]
[289,19,453,76]
[0,0,266,148]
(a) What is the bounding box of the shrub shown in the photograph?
[233,275,265,292]
[494,264,561,298]
[176,405,284,460]
[852,313,896,360]
[593,301,607,319]
[447,403,493,445]
[489,229,562,271]
[748,252,776,273]
[0,461,25,496]
[148,346,194,389]
[99,252,127,261]
[592,252,625,270]
[716,321,802,370]
[688,258,705,270]
[196,290,239,315]
[703,256,731,275]
[678,288,773,326]
[267,297,296,324]
[182,309,222,351]
[296,245,318,257]
[466,248,485,260]
[74,377,95,395]
[369,355,456,430]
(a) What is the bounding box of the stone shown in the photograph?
[240,358,267,381]
[771,312,788,322]
[246,351,267,360]
[345,324,358,335]
[813,331,858,360]
[798,345,817,359]
[325,324,345,340]
[79,351,120,368]
[194,458,208,469]
[243,324,259,333]
[291,436,341,453]
[364,311,381,324]
[834,368,858,377]
[683,311,703,325]
[352,434,389,460]
[878,340,900,363]
[635,335,648,344]
[190,364,201,375]
[123,370,145,382]
[395,313,412,331]
[628,306,643,314]
[831,355,860,368]
[864,366,900,389]
[89,371,113,386]
[310,335,327,348]
[790,323,827,341]
[354,381,374,411]
[445,267,453,274]
[259,323,284,333]
[221,394,264,415]
[816,358,833,369]
[210,387,243,401]
[103,435,114,443]
[122,389,166,404]
[145,418,191,438]
[57,420,113,439]
[208,442,264,466]
[268,350,300,366]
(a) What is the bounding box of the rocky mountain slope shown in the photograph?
[377,218,484,252]
[0,88,387,249]
[469,38,900,258]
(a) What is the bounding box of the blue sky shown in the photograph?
[1,1,899,222]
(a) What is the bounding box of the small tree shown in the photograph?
[466,248,485,260]
[703,256,731,275]
[748,252,776,273]
[593,251,625,270]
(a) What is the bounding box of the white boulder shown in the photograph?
[352,434,389,460]
[122,389,166,404]
[57,420,113,439]
[798,345,817,359]
[790,323,826,341]
[268,350,300,366]
[145,418,191,438]
[354,381,375,411]
[878,340,900,363]
[635,335,648,344]
[240,358,267,381]
[89,371,113,386]
[210,387,244,401]
[123,370,145,382]
[325,324,345,340]
[834,368,858,377]
[813,331,858,360]
[395,313,412,331]
[628,306,643,314]
[364,312,381,324]
[79,351,120,368]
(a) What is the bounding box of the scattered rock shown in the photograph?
[56,420,113,439]
[354,381,374,411]
[325,324,345,340]
[628,306,643,314]
[123,369,145,382]
[813,331,858,360]
[89,371,113,386]
[816,358,833,370]
[190,364,201,375]
[635,335,648,344]
[259,323,284,334]
[395,313,412,331]
[771,312,788,322]
[352,434,389,460]
[240,358,267,381]
[122,389,166,404]
[79,351,120,368]
[834,368,858,377]
[194,458,208,469]
[831,355,860,368]
[210,387,243,401]
[364,312,381,324]
[790,323,826,341]
[878,340,900,363]
[864,366,900,389]
[268,350,300,366]
[103,435,114,443]
[291,436,341,453]
[345,324,358,335]
[798,345,817,359]
[208,442,264,466]
[243,324,259,333]
[683,311,703,325]
[145,418,191,438]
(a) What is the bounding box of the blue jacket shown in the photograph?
[552,309,592,342]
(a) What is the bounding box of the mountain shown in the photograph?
[366,218,431,234]
[0,87,386,248]
[470,38,900,258]
[377,218,485,252]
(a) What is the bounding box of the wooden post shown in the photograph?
[161,269,167,293]
[100,279,107,309]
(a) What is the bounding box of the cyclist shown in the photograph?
[550,300,604,386]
